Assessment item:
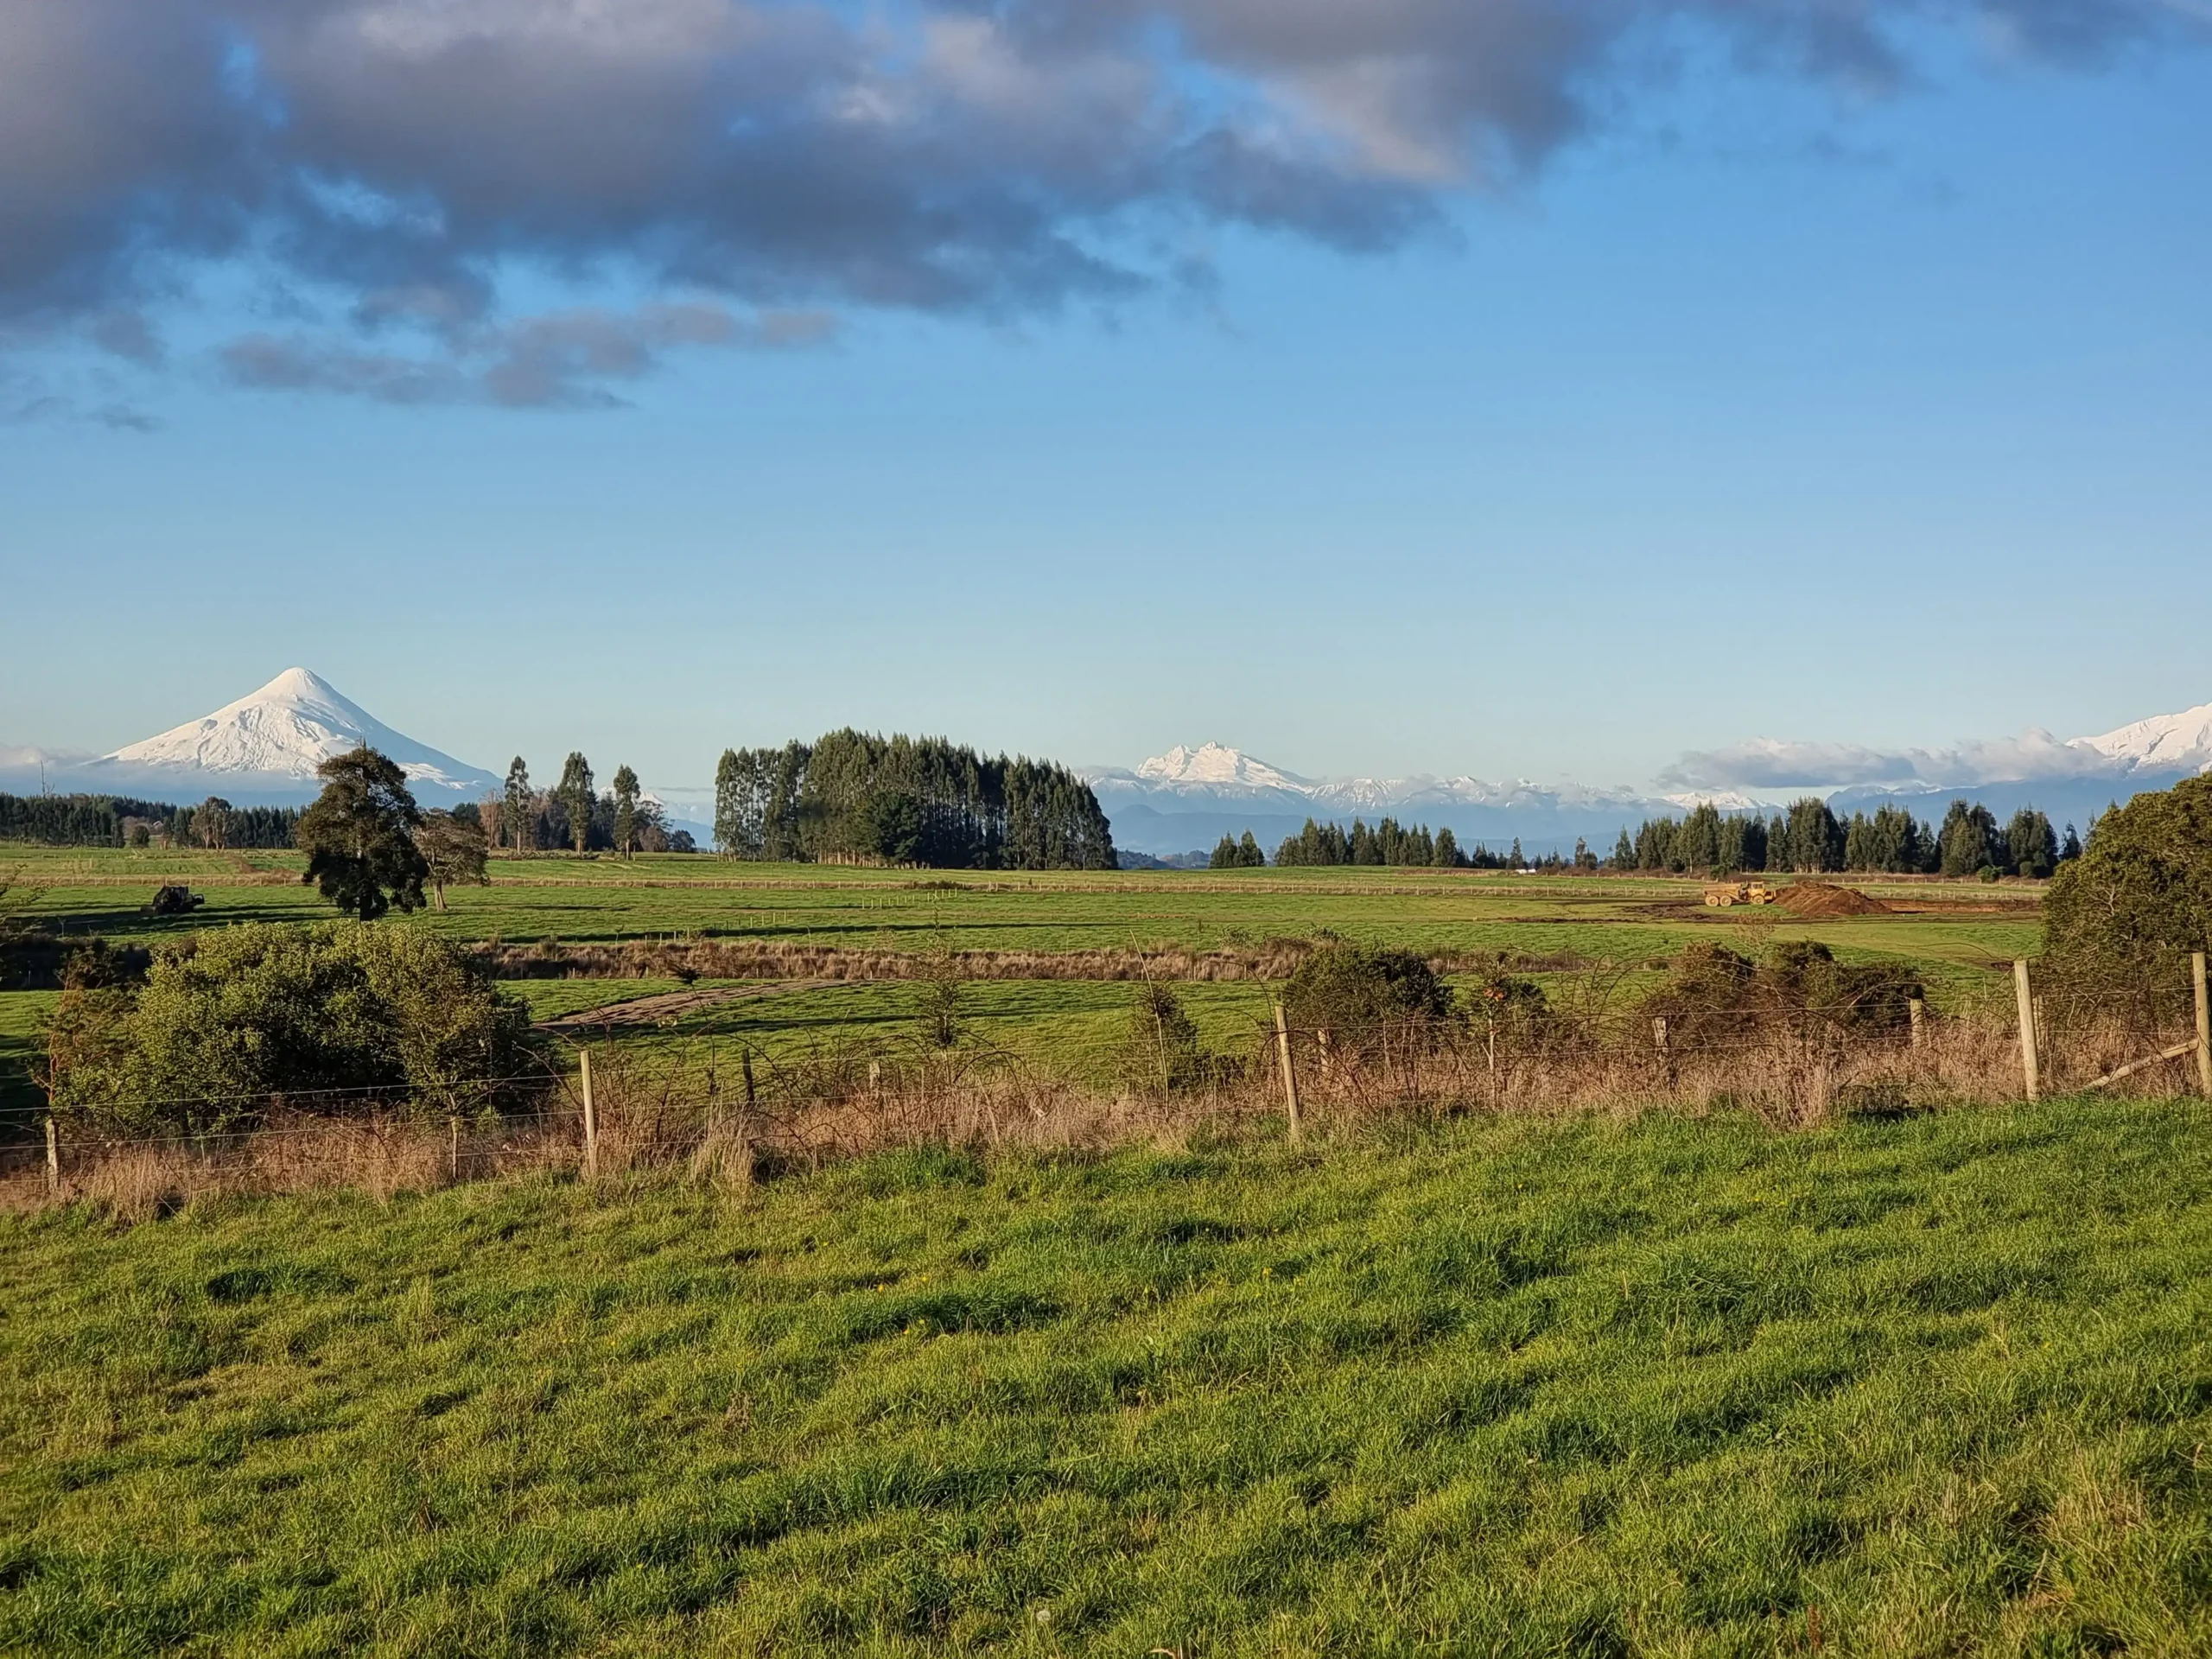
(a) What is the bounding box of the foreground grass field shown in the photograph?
[4,1096,2209,1656]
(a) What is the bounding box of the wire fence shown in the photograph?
[10,948,2209,1219]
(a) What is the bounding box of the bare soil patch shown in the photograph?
[1774,883,1891,918]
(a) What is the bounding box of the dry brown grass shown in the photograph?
[10,1006,2203,1220]
[3,1109,585,1221]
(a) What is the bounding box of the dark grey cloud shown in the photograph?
[0,0,2196,408]
[222,302,836,408]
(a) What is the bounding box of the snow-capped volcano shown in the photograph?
[1134,743,1315,794]
[90,668,496,798]
[2074,700,2212,775]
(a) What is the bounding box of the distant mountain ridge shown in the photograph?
[1085,698,2212,856]
[7,677,2206,853]
[1085,746,1670,858]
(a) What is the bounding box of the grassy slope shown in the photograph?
[3,1099,2209,1656]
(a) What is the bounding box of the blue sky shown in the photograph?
[3,3,2208,798]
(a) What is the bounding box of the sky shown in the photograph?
[3,0,2209,799]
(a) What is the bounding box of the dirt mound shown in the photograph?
[1774,882,1890,918]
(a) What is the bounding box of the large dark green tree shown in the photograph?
[1781,798,1845,874]
[296,747,429,920]
[1937,800,2002,877]
[2044,775,2212,1005]
[2006,807,2058,879]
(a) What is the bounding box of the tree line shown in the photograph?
[0,791,301,849]
[480,754,690,855]
[713,730,1117,871]
[1271,817,1551,869]
[1617,798,2082,878]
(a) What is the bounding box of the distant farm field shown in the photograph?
[5,1097,2209,1655]
[1,849,2045,1119]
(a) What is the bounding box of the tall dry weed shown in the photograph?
[9,1004,2204,1218]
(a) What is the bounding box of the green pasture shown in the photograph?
[6,847,2040,969]
[5,1096,2209,1655]
[2,849,2043,1114]
[0,992,54,1128]
[517,978,1287,1086]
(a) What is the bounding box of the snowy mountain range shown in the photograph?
[1085,703,2212,856]
[2072,701,2212,774]
[1090,746,1689,857]
[3,671,2208,855]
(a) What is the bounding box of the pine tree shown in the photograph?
[1937,800,2002,877]
[1610,829,1633,869]
[1782,798,1844,874]
[1238,830,1265,868]
[1209,834,1241,869]
[2005,807,2058,879]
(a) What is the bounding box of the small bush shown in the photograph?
[44,922,542,1135]
[1643,940,1922,1048]
[1115,982,1228,1094]
[1281,943,1461,1060]
[60,937,149,990]
[1465,972,1555,1053]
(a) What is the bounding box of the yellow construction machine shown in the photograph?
[1702,880,1777,909]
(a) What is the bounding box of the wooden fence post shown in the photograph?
[1273,1002,1302,1146]
[2013,959,2041,1103]
[448,1116,461,1180]
[45,1117,59,1198]
[2194,951,2211,1099]
[1908,996,1926,1051]
[581,1048,599,1181]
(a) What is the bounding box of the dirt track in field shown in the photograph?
[532,978,850,1031]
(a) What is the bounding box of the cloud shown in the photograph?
[1659,725,2153,791]
[1659,738,1926,791]
[221,301,836,407]
[0,0,2200,406]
